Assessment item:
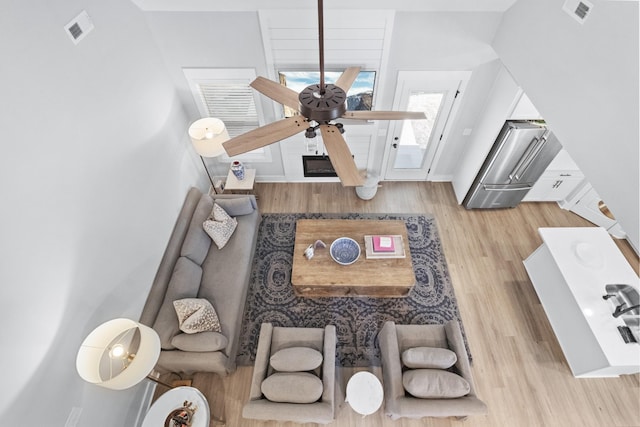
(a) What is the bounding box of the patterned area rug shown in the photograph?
[236,213,468,367]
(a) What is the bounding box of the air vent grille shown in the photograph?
[563,0,593,24]
[64,11,94,45]
[575,2,590,19]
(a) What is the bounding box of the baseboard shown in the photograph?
[427,174,453,182]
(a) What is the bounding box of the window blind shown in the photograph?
[196,82,259,137]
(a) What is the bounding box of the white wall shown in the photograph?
[493,0,639,250]
[0,1,197,425]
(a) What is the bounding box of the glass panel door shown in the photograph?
[392,92,444,169]
[383,72,465,181]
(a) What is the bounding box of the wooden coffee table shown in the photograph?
[291,219,415,297]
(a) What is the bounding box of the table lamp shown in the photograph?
[76,318,171,390]
[188,118,230,187]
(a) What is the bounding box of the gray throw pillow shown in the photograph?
[270,347,324,372]
[171,332,228,352]
[261,372,323,403]
[214,197,255,216]
[402,346,457,369]
[402,369,470,399]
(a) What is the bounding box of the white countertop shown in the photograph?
[538,227,640,366]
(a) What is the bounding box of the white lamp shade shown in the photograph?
[76,318,161,390]
[189,117,230,157]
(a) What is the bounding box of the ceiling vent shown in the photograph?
[64,11,94,45]
[563,0,593,24]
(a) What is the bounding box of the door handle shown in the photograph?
[509,136,548,181]
[483,184,533,191]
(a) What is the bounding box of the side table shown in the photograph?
[142,386,211,427]
[345,371,384,416]
[225,168,256,194]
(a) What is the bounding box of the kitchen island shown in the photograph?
[523,227,640,377]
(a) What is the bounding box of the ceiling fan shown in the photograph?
[222,0,426,186]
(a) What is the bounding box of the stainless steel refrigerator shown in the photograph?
[463,121,562,209]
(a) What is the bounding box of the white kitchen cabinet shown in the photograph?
[523,171,585,201]
[523,149,584,202]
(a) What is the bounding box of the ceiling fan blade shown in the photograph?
[223,116,307,156]
[320,124,365,187]
[334,66,361,93]
[250,76,301,112]
[342,110,426,121]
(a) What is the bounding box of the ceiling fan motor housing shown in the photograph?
[298,83,347,123]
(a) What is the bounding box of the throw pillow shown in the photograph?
[171,331,228,352]
[261,372,323,404]
[270,347,324,372]
[173,298,221,334]
[402,369,470,399]
[214,197,255,216]
[203,203,238,249]
[402,347,457,369]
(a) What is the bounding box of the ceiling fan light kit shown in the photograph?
[221,0,425,186]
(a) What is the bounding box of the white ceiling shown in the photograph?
[131,0,517,12]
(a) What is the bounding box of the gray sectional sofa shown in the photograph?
[139,187,261,375]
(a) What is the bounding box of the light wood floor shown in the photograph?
[189,182,639,427]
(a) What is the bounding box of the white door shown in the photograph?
[383,72,466,180]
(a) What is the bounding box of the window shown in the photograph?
[183,68,271,162]
[278,70,376,118]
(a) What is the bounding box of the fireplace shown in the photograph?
[302,155,338,178]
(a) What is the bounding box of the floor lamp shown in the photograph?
[76,318,175,390]
[188,118,230,187]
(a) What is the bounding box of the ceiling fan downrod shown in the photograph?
[318,0,325,95]
[299,0,347,125]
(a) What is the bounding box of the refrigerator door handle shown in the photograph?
[509,136,548,181]
[483,183,533,191]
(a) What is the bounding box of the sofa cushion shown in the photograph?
[203,203,238,249]
[152,257,202,349]
[402,347,457,369]
[214,197,255,216]
[171,331,228,352]
[173,298,221,333]
[402,369,470,399]
[181,195,214,265]
[270,347,323,372]
[261,372,323,403]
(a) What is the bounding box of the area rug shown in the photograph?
[236,213,469,367]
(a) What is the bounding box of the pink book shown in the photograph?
[372,235,395,252]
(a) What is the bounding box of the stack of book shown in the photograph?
[364,235,406,259]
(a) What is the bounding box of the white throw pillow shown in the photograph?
[203,203,238,249]
[270,347,324,372]
[402,347,457,369]
[173,298,221,334]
